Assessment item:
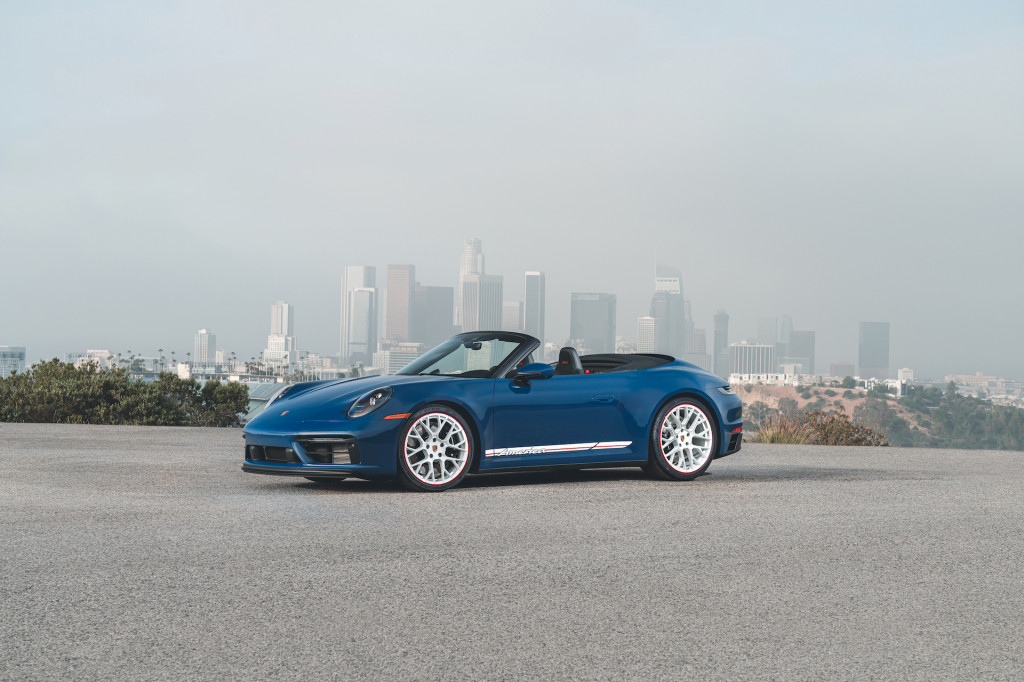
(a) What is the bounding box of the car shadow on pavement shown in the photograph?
[461,467,652,489]
[294,466,683,493]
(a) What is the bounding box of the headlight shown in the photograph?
[716,385,736,396]
[347,386,393,418]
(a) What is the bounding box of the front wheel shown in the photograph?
[396,406,474,492]
[647,398,717,481]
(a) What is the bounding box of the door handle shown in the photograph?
[592,395,615,403]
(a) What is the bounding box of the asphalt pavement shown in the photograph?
[2,423,1022,680]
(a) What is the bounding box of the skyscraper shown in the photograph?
[458,238,484,326]
[713,310,730,378]
[411,285,454,348]
[654,265,682,294]
[685,330,712,372]
[780,315,793,346]
[270,301,294,337]
[636,316,656,353]
[859,322,891,379]
[341,266,377,363]
[786,330,816,374]
[502,301,524,332]
[650,265,685,357]
[194,329,216,367]
[683,299,695,356]
[691,329,707,355]
[346,288,377,364]
[460,273,503,332]
[385,265,415,342]
[523,271,546,345]
[264,301,297,369]
[570,293,616,354]
[775,314,794,372]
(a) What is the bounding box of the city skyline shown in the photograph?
[3,3,1022,381]
[4,243,1017,382]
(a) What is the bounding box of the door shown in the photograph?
[482,373,635,469]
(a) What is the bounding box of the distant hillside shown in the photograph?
[739,383,1024,451]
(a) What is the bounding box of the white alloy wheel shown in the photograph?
[659,403,714,474]
[403,412,470,486]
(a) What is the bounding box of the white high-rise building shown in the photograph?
[460,273,503,332]
[729,342,775,375]
[460,238,484,286]
[458,238,484,326]
[194,330,216,367]
[347,288,377,364]
[636,317,656,353]
[524,271,546,346]
[271,300,294,337]
[341,266,377,364]
[502,301,524,332]
[264,301,297,369]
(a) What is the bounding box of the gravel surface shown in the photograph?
[1,423,1022,680]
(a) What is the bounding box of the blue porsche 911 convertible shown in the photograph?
[243,331,742,491]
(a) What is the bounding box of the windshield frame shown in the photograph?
[396,331,539,378]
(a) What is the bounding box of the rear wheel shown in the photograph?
[647,398,717,481]
[396,406,474,492]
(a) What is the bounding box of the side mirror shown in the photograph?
[513,362,555,386]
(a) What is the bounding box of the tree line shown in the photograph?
[0,360,249,427]
[744,381,1024,451]
[856,383,1024,450]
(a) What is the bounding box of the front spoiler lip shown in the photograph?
[242,462,356,477]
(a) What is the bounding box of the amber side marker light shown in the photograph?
[384,413,411,420]
[732,427,742,433]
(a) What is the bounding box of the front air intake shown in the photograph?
[245,445,297,463]
[297,437,361,465]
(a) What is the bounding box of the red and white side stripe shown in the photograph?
[485,441,632,457]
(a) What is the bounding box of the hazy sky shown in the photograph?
[2,1,1022,379]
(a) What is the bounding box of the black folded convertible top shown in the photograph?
[577,353,674,374]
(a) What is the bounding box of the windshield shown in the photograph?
[397,333,529,377]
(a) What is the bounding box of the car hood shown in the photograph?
[247,373,464,426]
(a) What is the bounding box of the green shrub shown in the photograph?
[751,415,812,444]
[824,389,836,397]
[802,405,888,446]
[0,360,248,427]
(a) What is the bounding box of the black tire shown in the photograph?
[396,405,475,492]
[304,477,347,484]
[647,397,718,481]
